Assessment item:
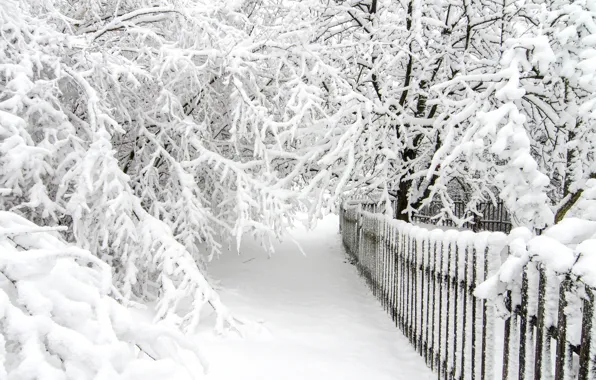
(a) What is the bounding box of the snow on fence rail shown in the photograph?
[339,201,596,380]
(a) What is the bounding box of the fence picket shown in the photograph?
[399,228,405,332]
[386,220,391,312]
[406,231,412,339]
[534,267,546,380]
[481,244,492,380]
[396,225,400,324]
[431,237,438,372]
[453,238,460,380]
[554,278,571,380]
[503,292,512,380]
[438,237,445,380]
[444,237,452,380]
[421,235,427,360]
[406,233,411,342]
[578,288,593,380]
[471,243,478,380]
[519,270,529,380]
[414,236,420,352]
[459,240,468,380]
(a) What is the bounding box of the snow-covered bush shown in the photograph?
[0,207,207,379]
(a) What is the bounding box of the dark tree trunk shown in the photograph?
[394,174,413,222]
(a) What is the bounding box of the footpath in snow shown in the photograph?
[197,214,433,380]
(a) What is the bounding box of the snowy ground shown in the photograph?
[196,214,433,380]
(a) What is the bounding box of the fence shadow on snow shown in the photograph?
[339,201,596,380]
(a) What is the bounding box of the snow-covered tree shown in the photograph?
[1,0,363,336]
[3,1,596,376]
[276,0,596,230]
[245,0,523,224]
[427,0,596,228]
[0,0,255,332]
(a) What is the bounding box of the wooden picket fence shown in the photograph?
[339,201,596,380]
[359,199,512,233]
[412,200,513,233]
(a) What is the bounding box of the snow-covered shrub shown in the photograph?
[0,208,207,379]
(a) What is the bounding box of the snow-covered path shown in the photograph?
[197,214,433,380]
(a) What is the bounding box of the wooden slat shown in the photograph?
[437,238,445,380]
[460,242,468,380]
[481,245,490,380]
[471,243,478,380]
[430,238,438,372]
[554,277,571,380]
[533,267,546,380]
[519,270,529,380]
[452,238,460,380]
[413,236,420,352]
[400,228,406,332]
[578,288,594,380]
[444,237,452,380]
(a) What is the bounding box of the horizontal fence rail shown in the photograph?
[339,201,596,380]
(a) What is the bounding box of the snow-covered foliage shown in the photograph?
[0,208,207,379]
[264,0,596,229]
[1,0,312,332]
[3,0,596,375]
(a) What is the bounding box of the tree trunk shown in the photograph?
[394,177,412,221]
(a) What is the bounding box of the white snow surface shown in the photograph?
[196,214,433,380]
